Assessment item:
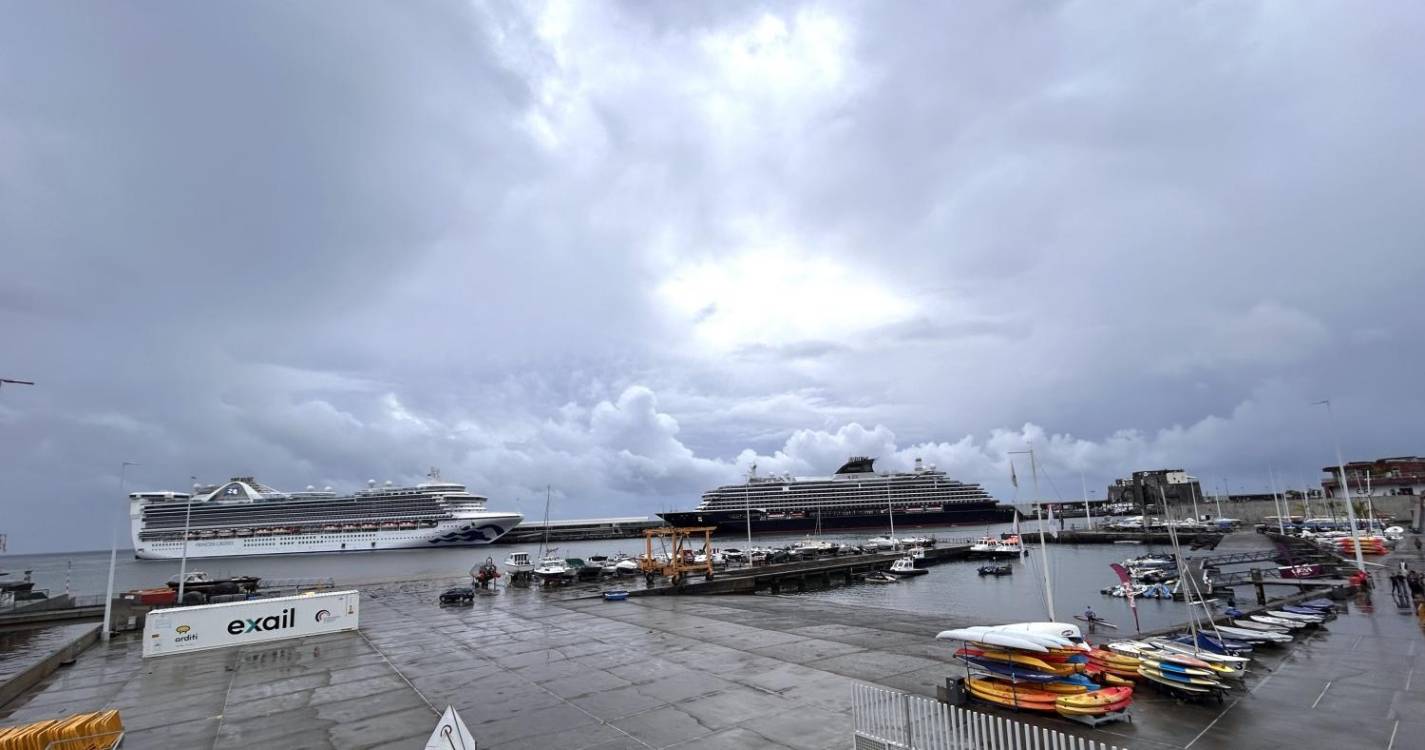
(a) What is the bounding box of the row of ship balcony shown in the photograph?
[138,519,442,541]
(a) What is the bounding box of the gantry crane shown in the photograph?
[639,526,717,585]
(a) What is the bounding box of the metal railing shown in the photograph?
[42,731,123,750]
[851,683,1126,750]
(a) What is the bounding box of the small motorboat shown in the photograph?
[888,556,928,577]
[863,572,898,584]
[602,590,629,601]
[977,564,1012,576]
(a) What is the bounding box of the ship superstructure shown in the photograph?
[659,457,1011,533]
[130,475,521,559]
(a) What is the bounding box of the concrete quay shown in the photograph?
[3,573,1424,749]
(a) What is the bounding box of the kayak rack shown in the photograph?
[1063,709,1132,728]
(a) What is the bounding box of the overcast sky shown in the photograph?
[2,2,1422,553]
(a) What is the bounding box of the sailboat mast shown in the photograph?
[1268,469,1285,534]
[745,463,754,547]
[887,478,896,540]
[1031,449,1055,621]
[539,485,552,559]
[1081,473,1091,529]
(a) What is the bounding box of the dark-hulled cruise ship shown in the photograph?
[658,457,1013,533]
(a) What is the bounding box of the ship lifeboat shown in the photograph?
[217,529,234,538]
[399,521,418,529]
[341,524,360,532]
[380,521,399,529]
[235,528,252,537]
[254,528,272,536]
[361,523,379,531]
[323,524,339,532]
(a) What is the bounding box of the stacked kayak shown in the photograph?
[939,623,1133,718]
[1334,536,1389,555]
[1054,686,1133,717]
[965,678,1134,718]
[1086,648,1140,681]
[1107,641,1242,694]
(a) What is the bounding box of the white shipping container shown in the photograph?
[142,590,360,658]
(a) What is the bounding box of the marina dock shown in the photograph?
[635,544,972,595]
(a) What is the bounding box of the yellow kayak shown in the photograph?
[965,677,1059,711]
[1055,687,1133,709]
[1138,665,1221,688]
[1139,656,1215,678]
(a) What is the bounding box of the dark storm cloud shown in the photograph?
[2,1,1422,552]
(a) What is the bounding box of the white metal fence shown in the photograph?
[851,683,1126,750]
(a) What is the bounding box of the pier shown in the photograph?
[636,544,973,595]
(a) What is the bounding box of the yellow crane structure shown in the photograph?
[639,526,718,584]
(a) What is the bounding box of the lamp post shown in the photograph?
[1185,475,1202,522]
[102,461,138,642]
[177,477,197,603]
[1314,399,1365,572]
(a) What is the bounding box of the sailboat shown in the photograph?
[792,505,836,556]
[530,486,572,583]
[866,479,903,550]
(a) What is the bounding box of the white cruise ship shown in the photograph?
[130,475,522,560]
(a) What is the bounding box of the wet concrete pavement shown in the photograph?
[1,572,1423,748]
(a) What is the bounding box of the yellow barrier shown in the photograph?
[0,711,122,750]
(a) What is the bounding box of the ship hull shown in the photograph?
[658,504,1014,535]
[132,513,523,560]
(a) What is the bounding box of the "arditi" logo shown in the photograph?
[226,607,297,635]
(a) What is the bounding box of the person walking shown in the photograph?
[1390,569,1408,600]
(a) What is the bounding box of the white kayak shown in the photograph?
[1213,625,1290,643]
[1249,614,1305,630]
[952,624,1081,649]
[1267,610,1325,623]
[934,628,1049,652]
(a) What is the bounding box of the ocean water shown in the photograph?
[0,623,94,682]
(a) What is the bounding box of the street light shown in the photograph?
[1314,400,1365,572]
[102,461,138,642]
[177,476,197,603]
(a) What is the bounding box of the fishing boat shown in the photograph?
[503,551,533,575]
[888,556,927,577]
[863,571,898,584]
[977,564,1012,576]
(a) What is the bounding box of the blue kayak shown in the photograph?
[1283,604,1332,617]
[960,656,1065,683]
